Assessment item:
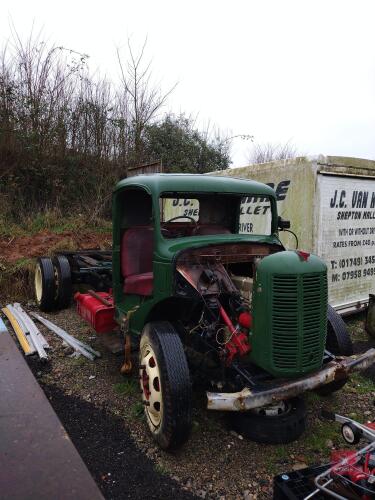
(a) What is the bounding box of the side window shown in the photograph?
[161,198,200,221]
[121,189,152,228]
[238,195,272,235]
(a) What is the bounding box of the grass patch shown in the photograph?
[266,444,293,473]
[46,237,78,256]
[305,391,324,404]
[346,313,367,342]
[0,210,112,238]
[0,258,34,301]
[113,379,138,396]
[154,463,168,475]
[272,444,292,462]
[70,355,88,366]
[347,373,375,394]
[304,421,339,452]
[130,401,145,420]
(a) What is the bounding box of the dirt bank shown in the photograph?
[0,230,111,263]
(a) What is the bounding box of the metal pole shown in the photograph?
[7,305,36,351]
[6,305,47,360]
[31,312,100,360]
[1,307,35,355]
[13,304,49,349]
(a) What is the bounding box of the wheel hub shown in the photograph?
[342,423,356,443]
[35,265,42,302]
[252,400,288,417]
[140,345,162,427]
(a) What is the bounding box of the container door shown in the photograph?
[315,173,375,312]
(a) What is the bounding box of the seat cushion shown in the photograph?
[123,272,153,296]
[121,226,154,278]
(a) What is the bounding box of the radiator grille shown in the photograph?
[272,273,327,373]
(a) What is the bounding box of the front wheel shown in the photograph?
[139,321,192,449]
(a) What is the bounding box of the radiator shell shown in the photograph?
[250,251,327,378]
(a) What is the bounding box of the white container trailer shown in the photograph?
[213,155,375,315]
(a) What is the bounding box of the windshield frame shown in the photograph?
[158,191,277,240]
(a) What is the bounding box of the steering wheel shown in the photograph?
[165,215,198,226]
[163,215,198,236]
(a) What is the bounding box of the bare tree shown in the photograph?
[0,28,227,221]
[116,38,176,171]
[248,141,298,164]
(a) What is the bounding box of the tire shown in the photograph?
[341,422,361,445]
[34,257,57,312]
[326,304,353,356]
[315,378,348,396]
[316,305,353,396]
[228,397,306,444]
[53,255,72,310]
[139,321,192,449]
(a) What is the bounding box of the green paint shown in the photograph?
[112,173,280,335]
[111,173,328,379]
[251,251,327,377]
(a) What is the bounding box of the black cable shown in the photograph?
[282,228,299,249]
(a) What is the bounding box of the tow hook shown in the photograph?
[120,334,132,374]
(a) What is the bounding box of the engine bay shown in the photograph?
[174,243,281,386]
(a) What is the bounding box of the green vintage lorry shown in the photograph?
[35,174,375,449]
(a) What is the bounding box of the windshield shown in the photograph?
[160,193,273,238]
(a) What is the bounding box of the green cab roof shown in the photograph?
[114,173,275,197]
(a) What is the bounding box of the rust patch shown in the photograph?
[333,364,348,381]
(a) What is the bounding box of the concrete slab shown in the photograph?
[0,327,104,500]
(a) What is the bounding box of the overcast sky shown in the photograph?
[1,0,374,166]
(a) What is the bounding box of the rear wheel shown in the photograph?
[34,257,57,312]
[53,255,72,310]
[139,321,192,449]
[228,397,306,444]
[316,305,353,396]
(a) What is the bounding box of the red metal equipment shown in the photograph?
[274,417,375,499]
[238,311,252,329]
[328,448,375,499]
[75,291,117,334]
[218,304,251,365]
[312,416,375,499]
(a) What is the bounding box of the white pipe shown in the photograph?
[31,312,100,357]
[13,304,50,349]
[7,304,47,361]
[31,312,100,360]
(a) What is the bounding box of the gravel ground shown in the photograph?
[5,303,375,500]
[36,382,196,500]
